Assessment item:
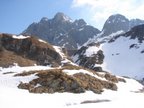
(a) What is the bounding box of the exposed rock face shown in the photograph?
[22,12,100,50]
[0,33,62,67]
[125,24,144,43]
[72,43,104,71]
[108,24,144,43]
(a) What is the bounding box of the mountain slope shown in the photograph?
[0,32,128,94]
[22,12,100,50]
[73,24,144,80]
[102,24,144,80]
[0,33,73,67]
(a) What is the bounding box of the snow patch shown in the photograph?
[63,69,107,81]
[38,39,47,43]
[53,46,65,59]
[12,35,30,39]
[78,28,84,31]
[84,46,101,57]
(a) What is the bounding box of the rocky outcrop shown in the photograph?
[0,33,62,67]
[17,67,124,94]
[22,12,100,50]
[108,24,144,43]
[72,43,104,71]
[125,24,144,43]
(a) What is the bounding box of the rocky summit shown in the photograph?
[22,12,100,50]
[100,14,144,37]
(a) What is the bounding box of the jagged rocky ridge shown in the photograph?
[22,12,100,50]
[22,13,144,54]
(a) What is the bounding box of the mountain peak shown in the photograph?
[74,19,87,27]
[106,14,129,24]
[101,14,129,37]
[54,12,72,22]
[40,17,49,23]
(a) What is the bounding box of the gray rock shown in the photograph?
[22,12,100,50]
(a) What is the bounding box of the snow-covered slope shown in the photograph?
[102,24,144,80]
[102,35,144,80]
[0,65,143,108]
[73,24,144,81]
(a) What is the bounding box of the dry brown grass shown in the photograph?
[0,49,36,67]
[62,64,82,70]
[17,68,118,94]
[0,33,62,67]
[14,71,37,77]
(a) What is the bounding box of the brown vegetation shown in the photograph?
[0,33,62,67]
[0,49,36,67]
[17,68,120,94]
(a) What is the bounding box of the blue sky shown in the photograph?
[0,0,144,34]
[0,0,83,34]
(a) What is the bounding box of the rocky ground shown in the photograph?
[15,65,125,94]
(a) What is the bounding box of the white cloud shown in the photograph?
[72,0,144,30]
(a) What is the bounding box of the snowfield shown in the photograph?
[0,65,144,108]
[101,36,144,80]
[81,33,144,80]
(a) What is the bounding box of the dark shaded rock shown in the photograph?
[104,73,118,83]
[108,24,144,44]
[73,44,104,71]
[18,82,34,90]
[141,50,144,53]
[118,78,126,83]
[125,24,144,43]
[93,67,103,72]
